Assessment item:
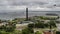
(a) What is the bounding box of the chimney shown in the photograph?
[26,8,28,21]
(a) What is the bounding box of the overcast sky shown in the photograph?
[0,0,60,11]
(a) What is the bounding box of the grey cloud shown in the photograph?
[0,0,60,11]
[0,0,49,6]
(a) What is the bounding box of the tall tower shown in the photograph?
[26,8,28,21]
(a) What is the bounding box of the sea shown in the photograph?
[0,11,60,20]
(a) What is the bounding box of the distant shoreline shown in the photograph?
[0,11,60,20]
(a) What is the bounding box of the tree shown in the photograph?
[40,16,43,19]
[35,22,44,28]
[22,28,34,34]
[44,23,49,28]
[56,31,60,34]
[0,31,9,34]
[0,20,16,32]
[35,31,42,34]
[48,20,56,29]
[28,23,34,28]
[5,26,15,32]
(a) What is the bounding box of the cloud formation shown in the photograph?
[0,0,60,11]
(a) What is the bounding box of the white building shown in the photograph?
[16,21,34,30]
[56,23,60,31]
